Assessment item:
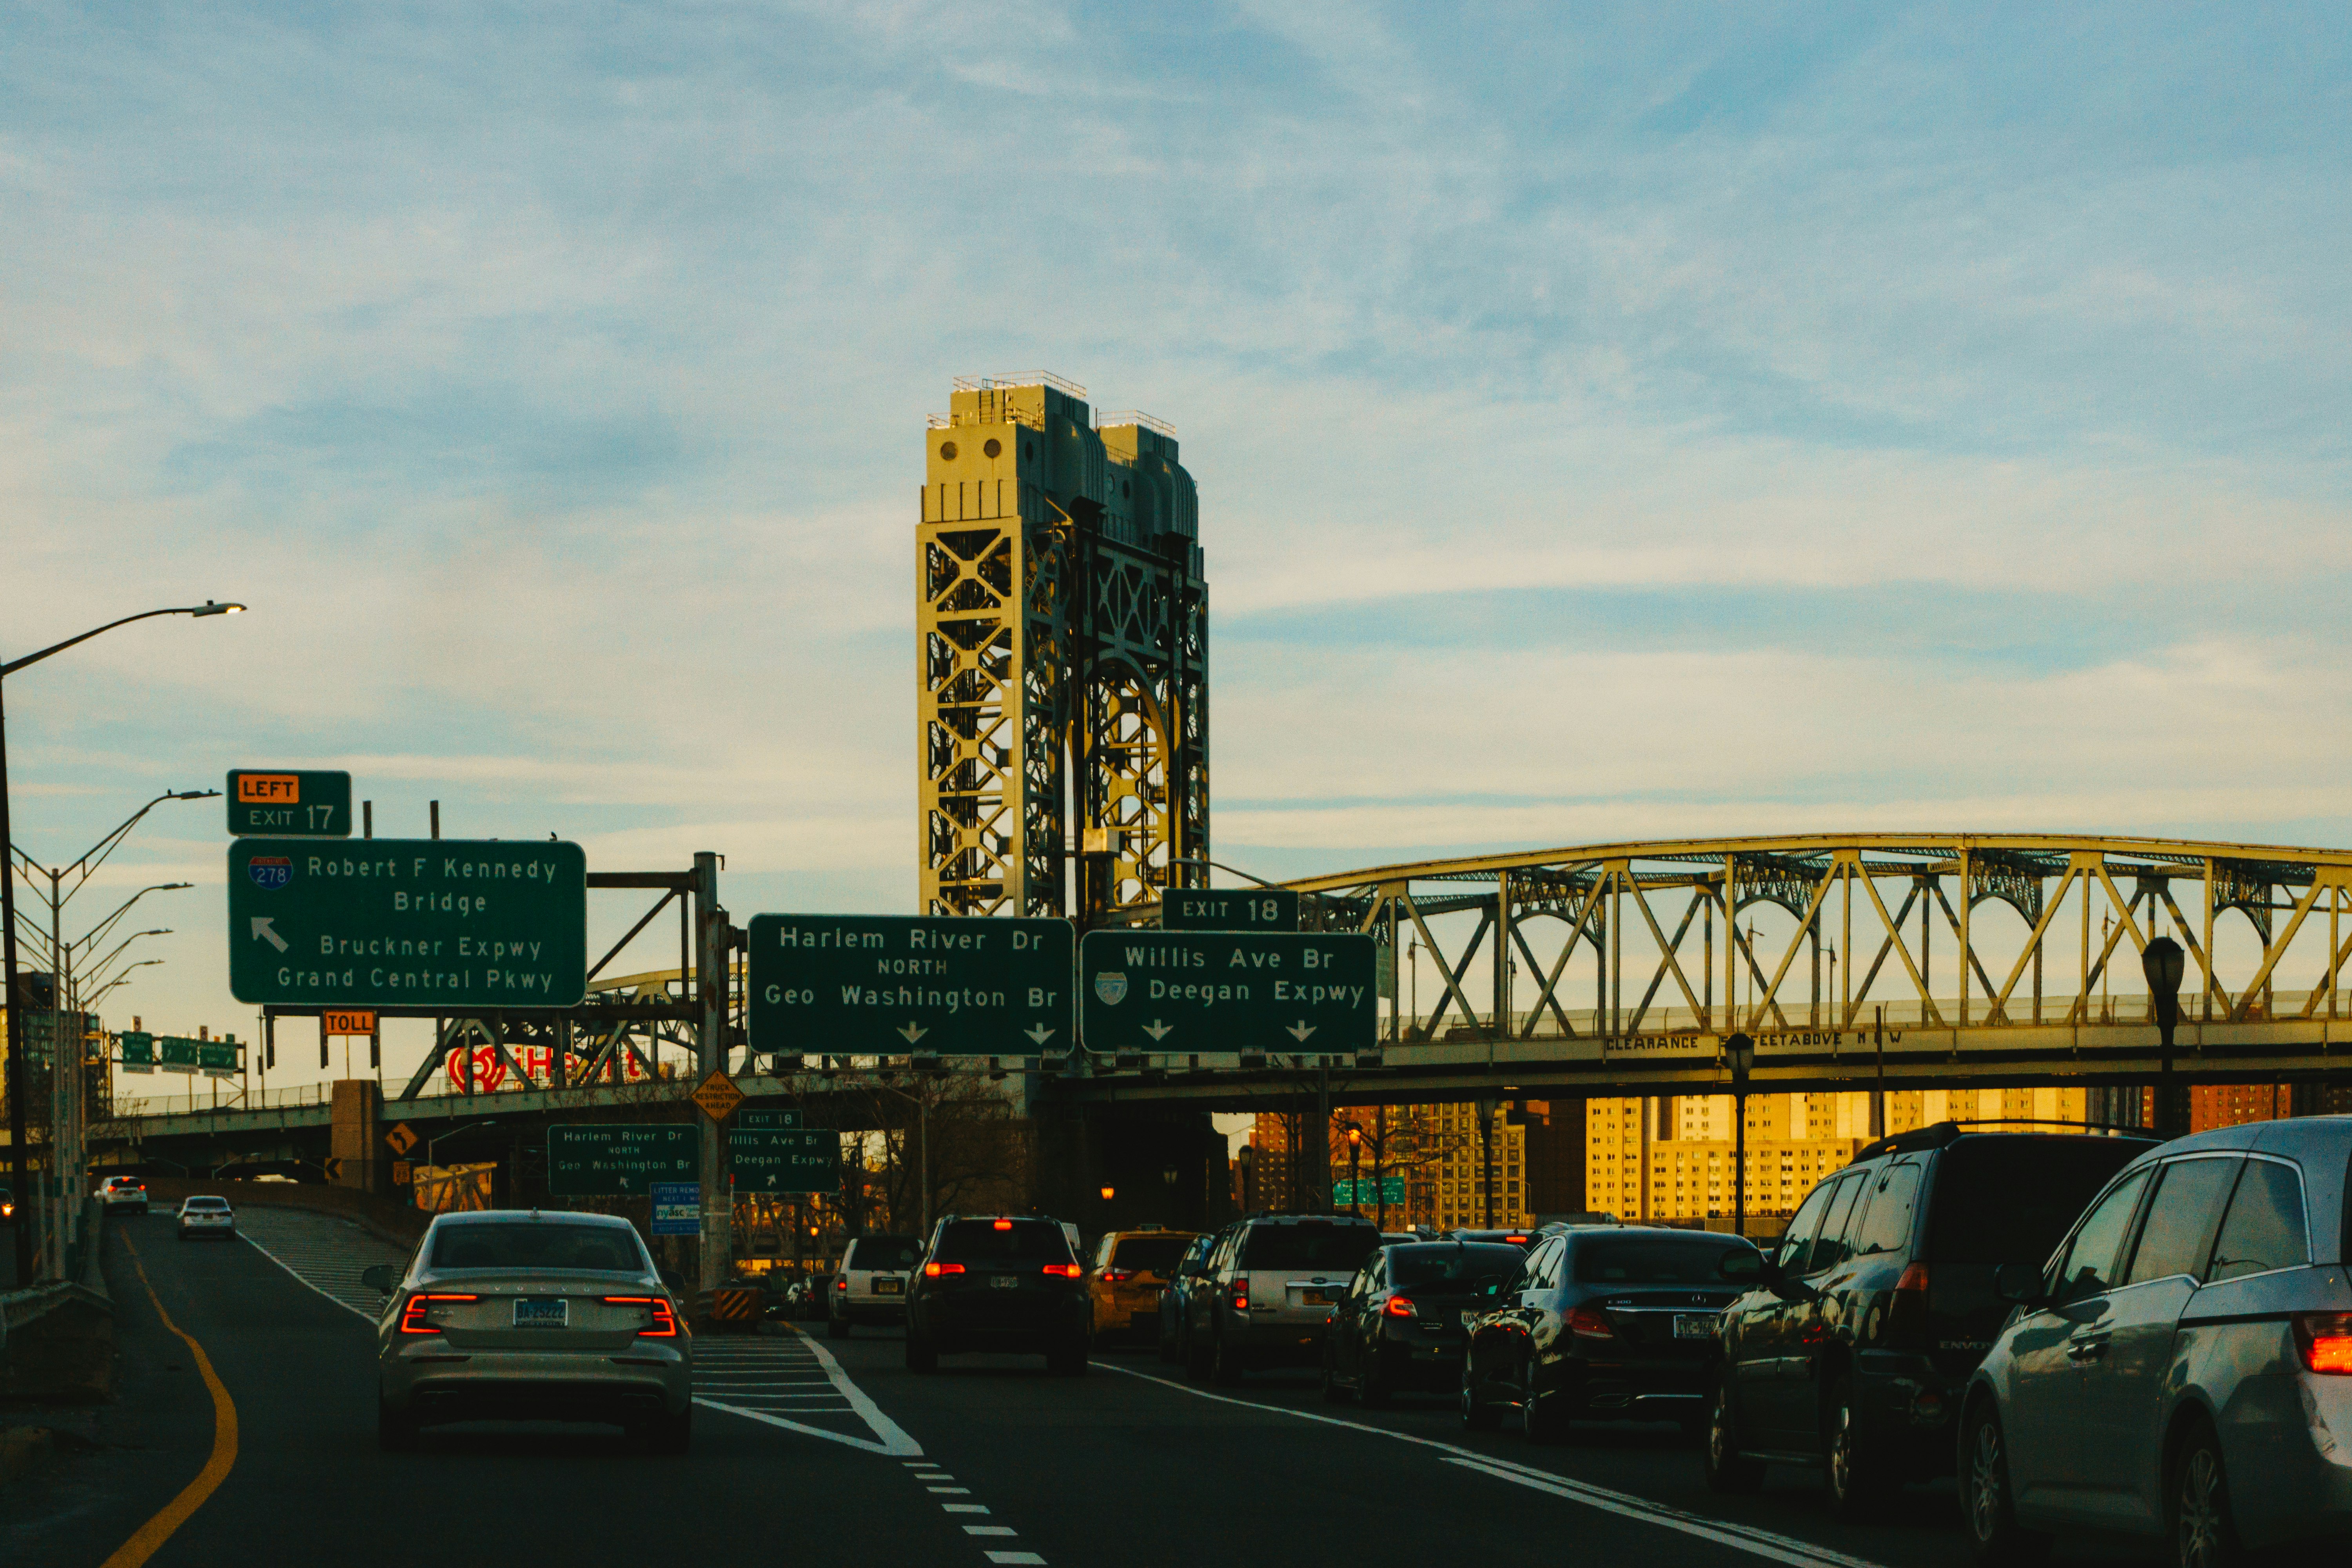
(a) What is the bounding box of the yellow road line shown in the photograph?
[102,1233,240,1568]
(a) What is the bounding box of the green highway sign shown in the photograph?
[1332,1176,1405,1205]
[228,769,353,838]
[1078,929,1378,1055]
[1161,888,1300,932]
[731,1127,838,1193]
[548,1124,697,1196]
[227,838,587,1008]
[119,1031,154,1074]
[745,915,1074,1057]
[159,1035,200,1073]
[738,1109,802,1129]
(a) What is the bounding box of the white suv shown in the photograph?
[96,1176,150,1215]
[176,1195,237,1240]
[1184,1213,1382,1384]
[828,1234,922,1338]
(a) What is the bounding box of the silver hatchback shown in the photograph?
[1964,1116,2352,1565]
[364,1210,692,1452]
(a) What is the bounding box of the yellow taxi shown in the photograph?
[1086,1228,1200,1343]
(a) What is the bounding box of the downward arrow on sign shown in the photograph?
[898,1022,927,1044]
[250,916,289,953]
[1025,1025,1056,1045]
[1142,1020,1174,1041]
[1285,1021,1317,1042]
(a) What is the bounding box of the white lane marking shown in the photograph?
[965,1526,1018,1537]
[692,1397,917,1454]
[943,1504,990,1514]
[1091,1363,1884,1568]
[983,1553,1046,1565]
[239,1231,377,1323]
[784,1325,924,1455]
[927,1485,973,1494]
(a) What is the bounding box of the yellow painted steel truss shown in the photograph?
[917,376,1208,922]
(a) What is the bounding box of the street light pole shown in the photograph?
[2,600,242,1282]
[1725,1032,1755,1238]
[2143,936,2187,1138]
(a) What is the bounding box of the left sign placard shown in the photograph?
[227,837,588,1008]
[227,769,353,838]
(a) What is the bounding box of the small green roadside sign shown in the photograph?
[1078,929,1379,1055]
[1161,888,1300,932]
[119,1031,154,1074]
[227,769,354,838]
[738,1109,802,1129]
[731,1127,838,1193]
[227,837,587,1008]
[548,1124,697,1196]
[745,914,1074,1057]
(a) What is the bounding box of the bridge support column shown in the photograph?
[330,1079,383,1194]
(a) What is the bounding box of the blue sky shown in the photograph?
[4,3,2348,1075]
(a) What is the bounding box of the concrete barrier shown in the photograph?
[1,1200,113,1403]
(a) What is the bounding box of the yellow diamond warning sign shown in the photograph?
[691,1070,744,1122]
[385,1122,419,1156]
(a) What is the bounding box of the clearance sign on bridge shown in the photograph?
[1078,930,1377,1055]
[227,838,588,1008]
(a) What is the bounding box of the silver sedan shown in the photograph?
[363,1210,692,1452]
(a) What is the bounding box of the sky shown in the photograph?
[4,3,2349,1093]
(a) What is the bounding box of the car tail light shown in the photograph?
[1383,1294,1418,1319]
[1567,1304,1615,1340]
[1042,1263,1083,1278]
[993,1219,1014,1230]
[925,1262,965,1277]
[1885,1261,1931,1341]
[602,1295,681,1338]
[1102,1267,1135,1283]
[834,1278,848,1291]
[1229,1283,1249,1310]
[2295,1313,2352,1374]
[1504,1234,1529,1245]
[397,1294,479,1334]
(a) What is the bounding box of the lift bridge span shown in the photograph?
[1066,832,2352,1110]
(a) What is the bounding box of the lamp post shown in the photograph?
[2142,936,2187,1138]
[1724,1032,1755,1238]
[4,600,240,1283]
[1345,1124,1363,1217]
[1238,1143,1256,1214]
[1161,1161,1179,1224]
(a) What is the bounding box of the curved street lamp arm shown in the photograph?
[1,603,244,679]
[71,884,190,956]
[1168,855,1280,889]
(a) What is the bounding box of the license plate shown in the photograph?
[1673,1312,1717,1340]
[514,1298,569,1328]
[873,1278,903,1295]
[1300,1290,1332,1306]
[992,1275,1018,1290]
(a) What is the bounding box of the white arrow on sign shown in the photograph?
[1142,1019,1174,1041]
[1024,1024,1056,1045]
[1286,1020,1317,1042]
[250,916,289,953]
[898,1022,928,1044]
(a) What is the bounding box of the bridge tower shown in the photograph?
[917,374,1209,926]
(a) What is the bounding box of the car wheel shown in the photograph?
[1460,1365,1501,1431]
[1702,1376,1766,1494]
[1357,1345,1391,1409]
[1826,1376,1896,1517]
[1321,1344,1352,1404]
[1962,1401,2048,1564]
[1211,1334,1245,1386]
[906,1330,939,1374]
[1521,1363,1565,1442]
[377,1397,417,1452]
[1184,1323,1213,1384]
[2170,1424,2243,1568]
[827,1310,851,1340]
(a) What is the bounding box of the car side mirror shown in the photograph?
[359,1264,396,1294]
[1993,1262,2049,1307]
[1718,1250,1768,1282]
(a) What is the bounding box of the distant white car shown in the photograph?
[176,1196,237,1240]
[96,1176,150,1216]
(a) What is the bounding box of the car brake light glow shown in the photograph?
[1895,1261,1931,1295]
[1042,1263,1082,1278]
[1383,1294,1418,1319]
[925,1262,965,1277]
[1566,1304,1615,1339]
[835,1278,848,1290]
[602,1296,680,1338]
[397,1294,479,1334]
[1102,1267,1135,1283]
[993,1219,1014,1230]
[1504,1234,1529,1244]
[2295,1312,2352,1374]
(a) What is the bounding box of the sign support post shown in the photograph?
[694,852,730,1291]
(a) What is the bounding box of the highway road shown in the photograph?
[8,1215,2161,1568]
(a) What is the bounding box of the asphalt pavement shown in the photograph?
[5,1217,2171,1568]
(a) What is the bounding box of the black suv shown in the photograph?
[1705,1123,2157,1514]
[905,1214,1091,1376]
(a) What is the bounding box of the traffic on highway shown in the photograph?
[11,1110,2349,1568]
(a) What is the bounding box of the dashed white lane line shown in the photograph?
[983,1554,1046,1566]
[965,1526,1017,1536]
[907,1450,1043,1563]
[1091,1362,1882,1568]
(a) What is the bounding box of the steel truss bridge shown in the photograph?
[1068,833,2352,1108]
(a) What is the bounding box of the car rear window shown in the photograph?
[1111,1236,1189,1275]
[848,1238,922,1270]
[185,1198,230,1210]
[1389,1243,1527,1287]
[1573,1236,1750,1284]
[1926,1136,2149,1264]
[935,1221,1074,1264]
[430,1221,646,1273]
[1240,1222,1380,1272]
